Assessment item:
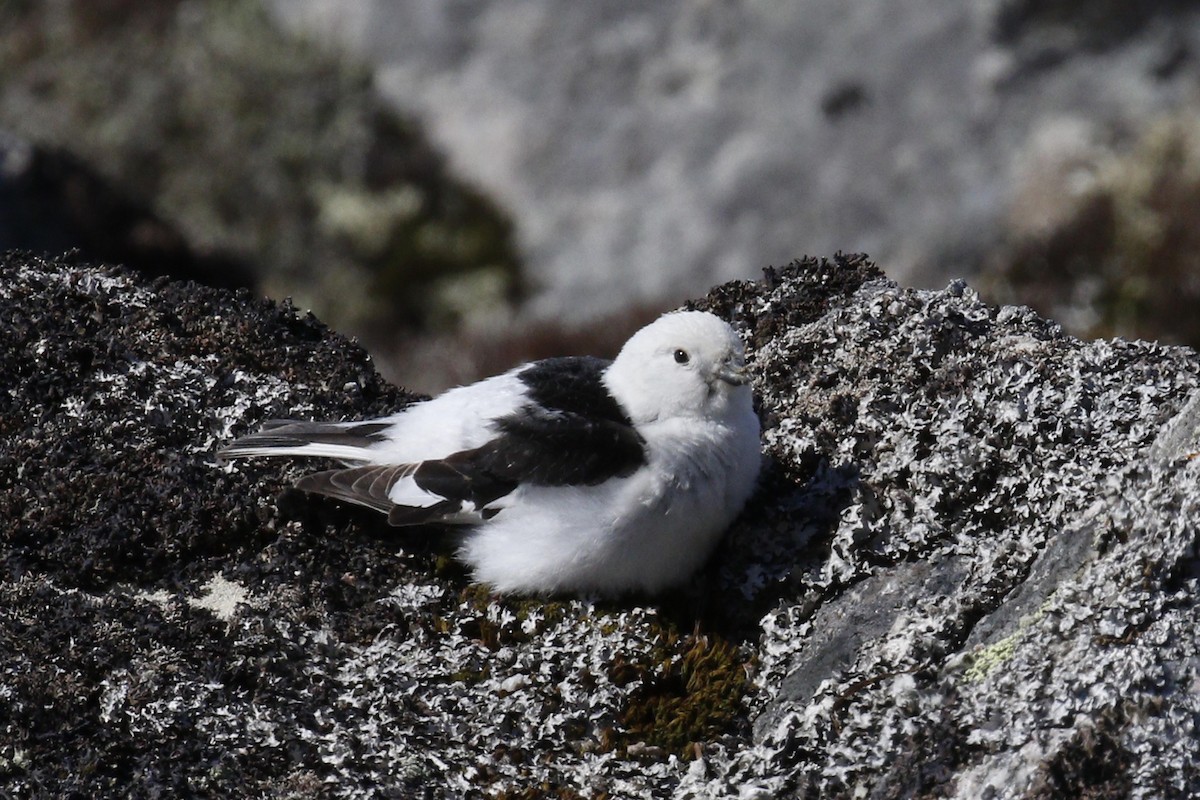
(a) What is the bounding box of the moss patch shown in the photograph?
[615,628,752,758]
[963,629,1025,683]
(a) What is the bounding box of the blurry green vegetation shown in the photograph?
[0,0,521,334]
[983,115,1200,350]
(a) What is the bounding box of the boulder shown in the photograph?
[267,2,1200,319]
[2,251,1198,797]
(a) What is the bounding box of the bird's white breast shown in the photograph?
[459,404,760,595]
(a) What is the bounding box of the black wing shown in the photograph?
[294,463,417,514]
[466,404,646,487]
[481,354,648,484]
[291,356,647,526]
[219,419,392,457]
[292,405,645,526]
[294,463,466,526]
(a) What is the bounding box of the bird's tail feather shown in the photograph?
[294,464,469,526]
[218,419,392,463]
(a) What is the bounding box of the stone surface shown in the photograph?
[683,255,1200,797]
[3,251,1200,797]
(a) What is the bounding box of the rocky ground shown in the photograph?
[2,251,1199,797]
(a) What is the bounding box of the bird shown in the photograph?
[218,310,762,596]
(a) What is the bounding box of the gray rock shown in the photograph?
[1149,388,1200,464]
[684,255,1200,798]
[267,1,1200,320]
[3,251,1200,797]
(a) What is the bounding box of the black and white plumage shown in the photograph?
[219,310,762,596]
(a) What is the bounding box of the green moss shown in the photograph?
[447,664,491,685]
[457,582,495,611]
[453,585,570,650]
[432,553,464,581]
[445,588,751,759]
[614,628,751,759]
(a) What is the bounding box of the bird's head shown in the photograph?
[604,310,754,425]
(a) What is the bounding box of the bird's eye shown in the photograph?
[673,349,690,364]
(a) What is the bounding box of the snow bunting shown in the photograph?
[220,310,761,596]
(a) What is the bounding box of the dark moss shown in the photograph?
[492,786,600,800]
[614,628,752,759]
[453,584,571,650]
[1028,714,1134,799]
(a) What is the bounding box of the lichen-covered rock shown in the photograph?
[0,252,748,797]
[3,251,1199,798]
[683,254,1200,798]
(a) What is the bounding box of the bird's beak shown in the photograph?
[715,360,751,386]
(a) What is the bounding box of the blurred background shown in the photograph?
[3,0,1200,392]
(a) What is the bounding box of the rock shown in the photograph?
[3,251,1200,797]
[684,254,1200,797]
[267,2,1200,320]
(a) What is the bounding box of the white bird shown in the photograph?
[219,310,762,596]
